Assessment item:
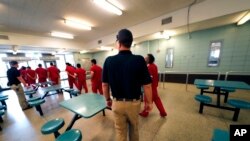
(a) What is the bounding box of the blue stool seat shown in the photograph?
[27,97,41,102]
[0,110,4,116]
[29,99,45,107]
[0,95,8,110]
[24,89,36,93]
[228,99,250,109]
[0,105,6,110]
[196,85,209,89]
[212,128,229,141]
[64,88,79,98]
[25,90,36,98]
[0,96,8,101]
[71,90,79,96]
[41,118,65,138]
[221,87,235,93]
[29,99,45,116]
[195,95,212,103]
[56,129,82,141]
[25,91,36,95]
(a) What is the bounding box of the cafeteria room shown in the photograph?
[0,0,250,141]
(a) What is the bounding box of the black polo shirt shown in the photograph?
[7,67,21,85]
[102,50,151,99]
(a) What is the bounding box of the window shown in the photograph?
[165,48,174,68]
[208,40,222,67]
[65,54,75,66]
[26,53,43,69]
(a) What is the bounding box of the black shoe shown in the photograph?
[22,105,32,111]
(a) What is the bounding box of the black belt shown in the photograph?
[113,98,140,102]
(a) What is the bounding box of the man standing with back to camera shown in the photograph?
[7,61,31,110]
[102,29,153,141]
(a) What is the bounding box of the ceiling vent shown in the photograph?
[98,40,102,44]
[161,17,172,25]
[0,35,9,40]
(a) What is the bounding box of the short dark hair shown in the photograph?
[116,29,133,48]
[27,66,31,69]
[66,62,70,66]
[9,61,18,66]
[147,54,155,64]
[50,62,54,66]
[38,64,42,67]
[91,59,96,64]
[76,63,81,68]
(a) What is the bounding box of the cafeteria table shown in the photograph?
[60,93,107,131]
[194,79,250,120]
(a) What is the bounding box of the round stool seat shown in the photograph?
[64,88,74,93]
[228,99,250,109]
[221,87,235,93]
[56,129,82,141]
[0,105,6,110]
[212,128,229,141]
[71,90,79,96]
[195,95,212,103]
[0,96,8,101]
[0,110,4,116]
[41,118,65,134]
[196,85,209,89]
[27,97,41,102]
[29,99,45,107]
[25,91,36,95]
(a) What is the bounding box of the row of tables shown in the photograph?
[24,82,108,131]
[22,79,250,131]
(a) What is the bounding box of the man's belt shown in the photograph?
[113,98,140,102]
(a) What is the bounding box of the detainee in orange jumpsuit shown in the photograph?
[76,63,88,93]
[26,66,37,87]
[140,54,167,117]
[35,64,47,87]
[65,63,77,89]
[47,63,60,85]
[90,59,103,94]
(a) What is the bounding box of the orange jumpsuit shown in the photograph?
[65,66,77,88]
[142,63,167,116]
[26,69,36,86]
[35,67,47,87]
[90,65,103,94]
[76,67,88,93]
[47,66,60,85]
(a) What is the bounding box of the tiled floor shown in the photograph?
[0,82,250,141]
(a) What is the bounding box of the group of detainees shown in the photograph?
[17,59,103,95]
[7,29,167,141]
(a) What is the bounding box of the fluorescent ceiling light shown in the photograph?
[80,50,89,54]
[100,46,113,51]
[51,32,74,39]
[237,12,250,25]
[93,0,123,16]
[64,19,91,30]
[163,30,176,36]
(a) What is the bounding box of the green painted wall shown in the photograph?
[92,22,250,73]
